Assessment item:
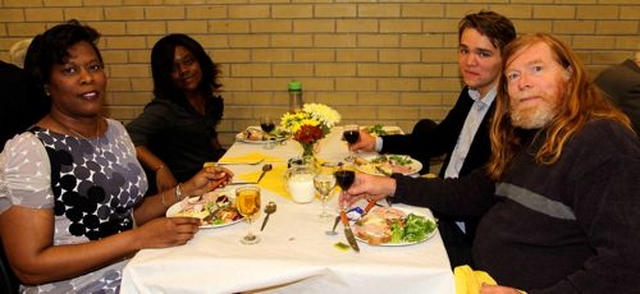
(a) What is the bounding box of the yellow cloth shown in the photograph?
[236,164,290,200]
[454,265,497,294]
[205,152,283,165]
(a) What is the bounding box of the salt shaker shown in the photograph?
[288,81,303,113]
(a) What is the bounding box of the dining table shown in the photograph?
[120,126,456,294]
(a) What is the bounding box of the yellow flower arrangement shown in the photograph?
[280,103,341,157]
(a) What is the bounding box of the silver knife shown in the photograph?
[340,210,360,252]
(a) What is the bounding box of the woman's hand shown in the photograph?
[135,217,201,248]
[340,172,397,207]
[349,131,376,152]
[156,167,178,192]
[182,166,234,196]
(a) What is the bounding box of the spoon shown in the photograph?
[256,164,273,183]
[260,201,277,231]
[325,215,341,236]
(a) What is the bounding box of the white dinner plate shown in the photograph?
[235,126,289,145]
[353,206,437,247]
[166,196,244,229]
[360,125,404,136]
[354,154,422,176]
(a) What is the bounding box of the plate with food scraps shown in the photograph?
[235,126,289,144]
[166,191,244,229]
[360,124,404,136]
[354,154,422,176]
[353,206,437,247]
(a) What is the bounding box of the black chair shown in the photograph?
[409,118,438,174]
[0,240,20,294]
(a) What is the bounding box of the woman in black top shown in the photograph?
[127,34,226,194]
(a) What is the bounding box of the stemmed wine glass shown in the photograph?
[343,124,360,161]
[236,186,262,244]
[260,115,276,149]
[314,163,337,219]
[334,169,355,199]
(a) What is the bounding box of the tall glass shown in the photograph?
[343,124,360,161]
[236,186,261,244]
[314,163,337,219]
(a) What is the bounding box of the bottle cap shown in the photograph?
[288,81,302,91]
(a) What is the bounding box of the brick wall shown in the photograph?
[1,1,639,147]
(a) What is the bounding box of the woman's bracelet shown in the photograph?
[175,183,184,202]
[161,190,169,208]
[154,164,165,173]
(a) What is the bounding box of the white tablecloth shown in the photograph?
[121,127,455,294]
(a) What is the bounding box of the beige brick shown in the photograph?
[316,63,356,77]
[85,0,127,6]
[105,7,144,20]
[3,0,44,7]
[111,91,153,106]
[421,49,456,63]
[121,0,162,5]
[101,50,129,63]
[359,4,401,18]
[514,20,553,34]
[272,35,313,47]
[401,4,445,18]
[232,64,272,77]
[228,5,270,19]
[379,49,420,62]
[211,49,251,63]
[491,5,533,19]
[7,22,48,36]
[315,4,356,18]
[145,6,185,20]
[336,78,377,91]
[337,20,378,33]
[534,5,575,19]
[130,78,153,92]
[110,64,150,78]
[197,35,230,49]
[187,5,227,19]
[272,4,313,19]
[378,78,420,91]
[380,20,422,33]
[445,4,491,19]
[572,35,617,50]
[167,21,208,34]
[620,6,640,20]
[250,20,292,33]
[423,19,458,33]
[92,22,126,35]
[316,92,358,106]
[401,92,445,106]
[0,9,26,22]
[252,49,293,62]
[105,36,148,49]
[401,34,445,48]
[358,92,400,106]
[294,49,335,62]
[228,35,269,48]
[272,63,314,77]
[43,0,81,6]
[358,34,400,48]
[379,106,420,120]
[552,21,595,34]
[577,5,619,19]
[314,34,356,48]
[401,64,442,77]
[336,49,377,62]
[64,8,104,21]
[126,21,166,35]
[219,77,251,92]
[209,20,250,34]
[294,20,334,33]
[25,9,64,21]
[596,21,638,34]
[357,63,399,77]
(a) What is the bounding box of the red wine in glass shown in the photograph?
[343,130,359,145]
[334,170,355,191]
[260,122,275,133]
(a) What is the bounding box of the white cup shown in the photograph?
[287,173,315,203]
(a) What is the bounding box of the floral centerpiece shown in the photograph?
[280,103,341,159]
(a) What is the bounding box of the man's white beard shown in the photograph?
[510,100,557,129]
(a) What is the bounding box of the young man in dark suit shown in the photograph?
[351,11,516,267]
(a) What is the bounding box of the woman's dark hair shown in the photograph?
[23,19,102,99]
[150,33,222,104]
[458,10,516,52]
